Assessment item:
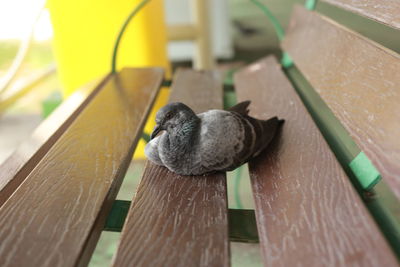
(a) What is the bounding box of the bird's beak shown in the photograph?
[150,124,162,140]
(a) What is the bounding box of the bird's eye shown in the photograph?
[165,112,172,119]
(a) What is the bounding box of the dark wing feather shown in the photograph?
[249,116,284,157]
[227,101,251,116]
[221,114,284,172]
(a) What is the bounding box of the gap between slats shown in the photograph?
[89,75,263,267]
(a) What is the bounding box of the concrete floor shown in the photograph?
[0,113,41,164]
[0,74,59,165]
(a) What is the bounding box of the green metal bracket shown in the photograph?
[349,151,381,190]
[104,200,259,243]
[223,81,237,111]
[224,69,236,86]
[305,0,317,10]
[281,52,294,69]
[162,79,172,87]
[284,65,400,259]
[141,132,150,143]
[104,200,131,232]
[224,91,237,110]
[229,209,259,243]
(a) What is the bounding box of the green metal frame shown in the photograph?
[228,209,259,243]
[104,200,259,243]
[104,200,131,232]
[305,0,317,10]
[284,66,400,259]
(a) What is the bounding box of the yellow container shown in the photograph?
[48,0,170,158]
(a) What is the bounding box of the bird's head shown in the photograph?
[150,102,197,139]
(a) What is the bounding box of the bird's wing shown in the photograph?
[197,110,246,172]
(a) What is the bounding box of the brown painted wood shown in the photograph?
[321,0,400,30]
[112,69,229,267]
[282,5,400,200]
[0,68,163,267]
[234,56,398,266]
[0,77,107,208]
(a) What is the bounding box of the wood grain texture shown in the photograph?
[321,0,400,30]
[234,56,398,266]
[0,68,163,267]
[113,69,229,267]
[282,5,400,201]
[0,77,107,208]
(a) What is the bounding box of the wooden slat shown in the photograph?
[113,69,229,267]
[0,76,107,207]
[234,56,398,266]
[321,0,400,30]
[0,68,163,267]
[282,5,400,200]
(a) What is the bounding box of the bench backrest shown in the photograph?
[283,4,400,203]
[281,2,400,260]
[234,56,398,266]
[320,0,400,30]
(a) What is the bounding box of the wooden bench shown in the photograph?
[0,2,399,267]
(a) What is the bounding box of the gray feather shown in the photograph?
[145,101,284,175]
[145,135,164,166]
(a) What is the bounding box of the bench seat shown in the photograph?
[0,1,399,266]
[0,69,163,267]
[112,69,229,267]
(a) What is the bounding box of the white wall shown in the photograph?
[165,0,234,62]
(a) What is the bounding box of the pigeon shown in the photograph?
[145,101,284,176]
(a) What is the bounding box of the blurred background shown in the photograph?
[0,0,301,164]
[1,0,398,266]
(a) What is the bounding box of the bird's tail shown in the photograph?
[252,116,284,157]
